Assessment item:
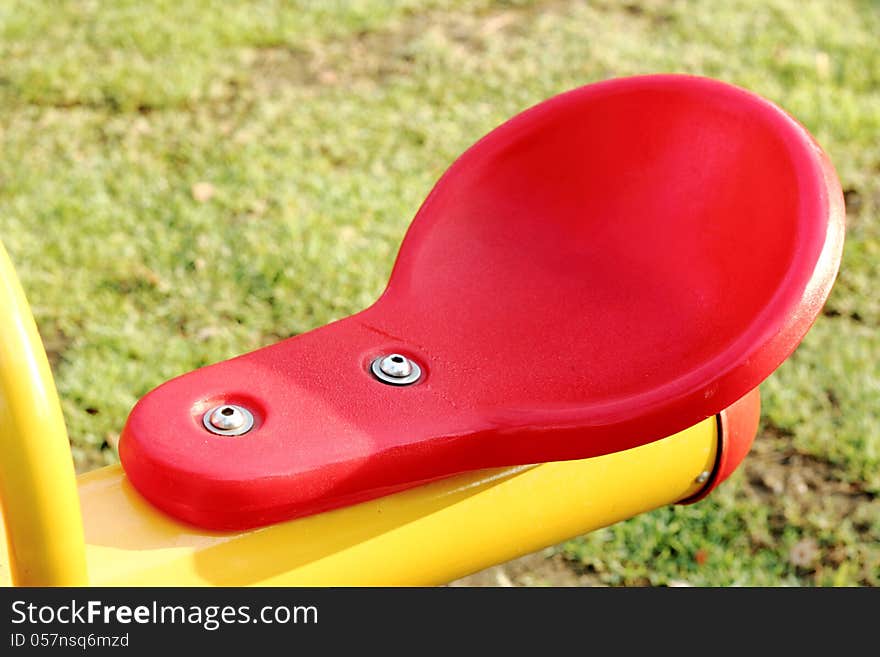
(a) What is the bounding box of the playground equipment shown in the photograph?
[0,75,844,586]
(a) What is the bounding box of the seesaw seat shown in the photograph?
[119,75,844,530]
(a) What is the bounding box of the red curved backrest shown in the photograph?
[119,75,844,529]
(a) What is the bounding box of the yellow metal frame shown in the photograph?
[1,420,716,586]
[0,242,88,586]
[0,241,718,587]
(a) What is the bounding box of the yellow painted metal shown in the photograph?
[0,242,88,586]
[2,416,717,586]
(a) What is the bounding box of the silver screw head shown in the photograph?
[371,353,422,385]
[695,470,711,484]
[203,404,255,436]
[379,354,413,378]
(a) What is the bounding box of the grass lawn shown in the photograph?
[0,0,877,586]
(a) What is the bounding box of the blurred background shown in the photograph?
[0,0,876,586]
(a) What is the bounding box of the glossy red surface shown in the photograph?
[119,75,845,529]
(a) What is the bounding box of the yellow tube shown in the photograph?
[0,242,88,586]
[1,416,716,586]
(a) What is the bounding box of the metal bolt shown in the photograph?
[695,470,711,485]
[379,354,412,378]
[203,404,255,436]
[371,353,422,386]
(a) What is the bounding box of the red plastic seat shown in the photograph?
[119,75,844,530]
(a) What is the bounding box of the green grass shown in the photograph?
[1,0,877,586]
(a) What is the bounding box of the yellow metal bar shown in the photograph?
[1,417,716,586]
[0,242,88,586]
